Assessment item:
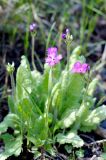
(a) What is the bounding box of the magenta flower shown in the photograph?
[45,47,62,66]
[71,61,90,74]
[29,23,37,32]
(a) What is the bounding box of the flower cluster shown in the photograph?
[29,23,37,32]
[62,29,70,39]
[45,47,62,66]
[45,48,90,74]
[71,61,90,74]
[42,27,90,73]
[62,29,73,45]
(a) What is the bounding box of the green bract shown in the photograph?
[0,47,106,159]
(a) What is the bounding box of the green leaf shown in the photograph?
[0,134,22,160]
[81,105,106,132]
[59,72,85,115]
[69,47,85,69]
[60,109,77,129]
[27,114,48,147]
[0,114,20,134]
[31,146,41,158]
[31,70,42,87]
[8,95,15,113]
[17,97,40,122]
[65,145,72,154]
[101,153,106,160]
[16,56,33,100]
[87,78,98,96]
[56,131,84,148]
[75,149,84,158]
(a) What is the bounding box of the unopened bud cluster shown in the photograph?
[62,29,73,46]
[6,62,15,75]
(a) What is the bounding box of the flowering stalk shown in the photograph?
[10,73,15,98]
[46,67,53,129]
[45,47,62,135]
[48,68,53,95]
[67,43,71,70]
[62,29,73,70]
[6,62,15,99]
[45,47,62,119]
[31,35,36,70]
[31,35,43,70]
[71,62,90,130]
[30,23,43,70]
[46,67,53,115]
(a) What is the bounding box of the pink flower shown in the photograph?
[71,61,90,74]
[45,47,62,66]
[29,23,37,32]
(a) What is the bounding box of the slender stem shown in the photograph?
[10,73,15,98]
[48,68,53,95]
[34,50,43,70]
[31,35,36,70]
[67,44,70,70]
[10,73,18,115]
[31,35,43,70]
[45,68,53,136]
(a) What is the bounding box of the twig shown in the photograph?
[90,155,96,160]
[80,134,98,148]
[44,153,54,160]
[85,139,106,147]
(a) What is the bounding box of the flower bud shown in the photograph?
[29,23,37,33]
[62,28,73,45]
[6,62,15,75]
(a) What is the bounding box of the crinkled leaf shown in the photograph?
[87,78,98,96]
[27,114,47,147]
[59,73,85,115]
[60,109,77,128]
[56,131,84,148]
[69,46,85,69]
[0,114,20,134]
[0,134,22,160]
[31,70,42,86]
[16,56,33,100]
[81,105,106,132]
